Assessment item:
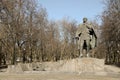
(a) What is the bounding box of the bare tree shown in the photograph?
[59,17,77,60]
[101,0,120,65]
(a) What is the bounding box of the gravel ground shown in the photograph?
[0,71,120,80]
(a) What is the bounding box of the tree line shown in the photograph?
[0,0,81,65]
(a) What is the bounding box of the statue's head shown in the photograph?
[83,17,87,23]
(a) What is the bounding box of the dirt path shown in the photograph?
[0,71,120,80]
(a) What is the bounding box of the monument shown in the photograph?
[75,17,97,57]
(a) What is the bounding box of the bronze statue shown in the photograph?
[75,17,97,57]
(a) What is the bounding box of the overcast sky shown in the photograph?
[38,0,104,24]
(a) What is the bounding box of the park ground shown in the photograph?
[0,58,120,80]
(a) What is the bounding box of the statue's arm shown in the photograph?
[86,23,97,38]
[90,25,97,39]
[90,24,97,39]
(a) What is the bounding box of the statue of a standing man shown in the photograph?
[75,17,97,57]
